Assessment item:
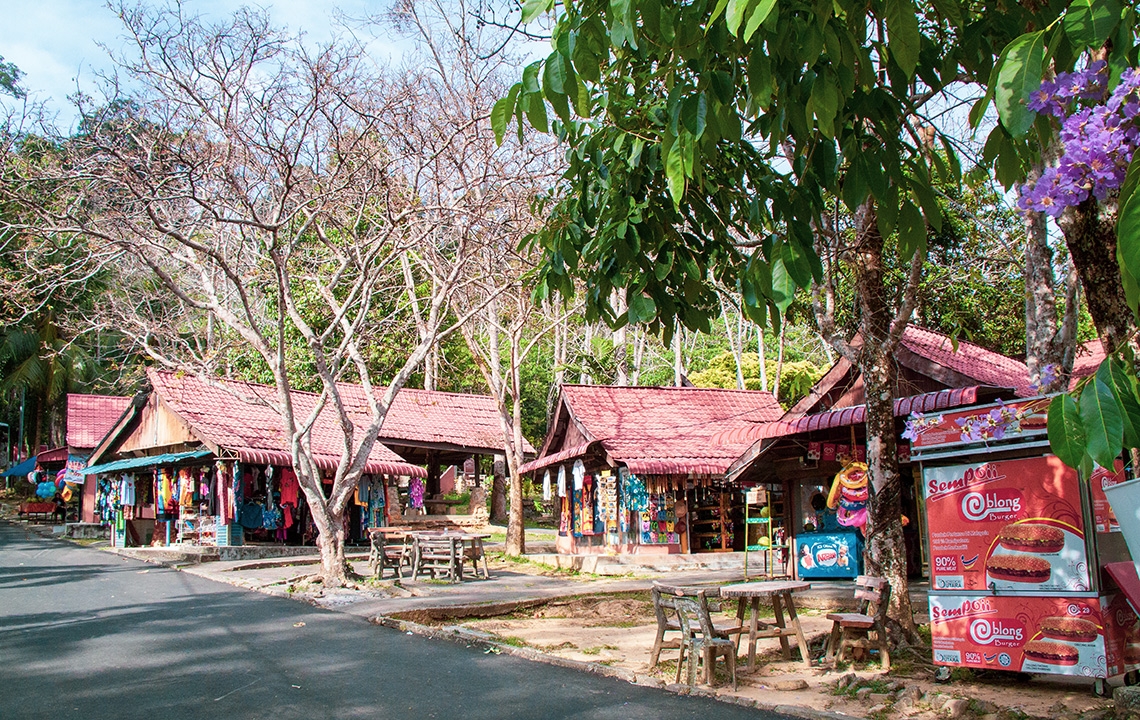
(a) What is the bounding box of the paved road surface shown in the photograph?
[0,523,789,719]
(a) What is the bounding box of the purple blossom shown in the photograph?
[1018,63,1139,217]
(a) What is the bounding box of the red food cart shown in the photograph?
[910,397,1137,695]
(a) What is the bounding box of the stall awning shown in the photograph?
[519,442,598,475]
[1,456,36,477]
[83,449,214,475]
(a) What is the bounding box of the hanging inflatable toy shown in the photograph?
[827,461,869,531]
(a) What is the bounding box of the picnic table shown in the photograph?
[409,531,491,582]
[719,580,812,670]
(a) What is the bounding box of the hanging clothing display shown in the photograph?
[118,475,136,507]
[178,468,195,507]
[409,478,425,509]
[280,468,299,506]
[557,466,567,497]
[542,470,552,501]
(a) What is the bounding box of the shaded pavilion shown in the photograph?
[379,388,536,502]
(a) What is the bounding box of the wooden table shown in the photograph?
[410,531,491,581]
[720,580,812,670]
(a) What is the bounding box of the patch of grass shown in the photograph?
[836,677,896,698]
[499,635,530,648]
[489,552,595,578]
[581,646,602,655]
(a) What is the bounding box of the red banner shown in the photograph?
[910,398,1049,449]
[923,455,1089,593]
[929,594,1138,677]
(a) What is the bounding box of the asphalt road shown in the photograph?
[0,522,790,720]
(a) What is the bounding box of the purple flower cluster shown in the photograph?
[954,400,1018,443]
[901,411,945,442]
[1028,363,1059,394]
[1019,65,1140,217]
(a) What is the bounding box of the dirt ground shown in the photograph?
[451,594,1115,720]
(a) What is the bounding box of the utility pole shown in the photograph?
[17,386,25,461]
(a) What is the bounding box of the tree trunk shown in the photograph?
[506,465,525,556]
[614,290,628,386]
[1060,199,1139,356]
[491,470,508,522]
[317,517,350,587]
[1023,161,1076,392]
[758,330,768,392]
[673,330,683,386]
[853,200,919,639]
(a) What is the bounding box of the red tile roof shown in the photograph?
[381,388,535,455]
[66,394,132,450]
[549,385,784,475]
[148,370,424,477]
[1071,339,1106,386]
[901,326,1030,394]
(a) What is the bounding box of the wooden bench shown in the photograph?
[824,575,891,669]
[411,534,460,582]
[18,502,58,521]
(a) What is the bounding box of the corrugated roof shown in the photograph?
[715,386,991,446]
[148,370,424,477]
[381,388,535,455]
[84,449,214,475]
[547,385,785,475]
[901,326,1030,394]
[66,394,132,449]
[518,442,596,475]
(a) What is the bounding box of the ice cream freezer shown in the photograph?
[910,397,1138,695]
[795,531,863,579]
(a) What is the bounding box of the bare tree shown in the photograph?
[0,4,508,585]
[384,0,565,556]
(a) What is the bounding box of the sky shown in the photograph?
[0,1,403,130]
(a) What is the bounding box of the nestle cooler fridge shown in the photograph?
[911,397,1137,694]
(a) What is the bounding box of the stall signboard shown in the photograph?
[909,398,1049,450]
[930,594,1139,677]
[795,532,862,578]
[1089,462,1127,533]
[923,455,1090,593]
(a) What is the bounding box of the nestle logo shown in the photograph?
[960,488,1022,521]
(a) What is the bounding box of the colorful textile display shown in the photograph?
[827,462,869,530]
[178,468,195,507]
[639,493,679,544]
[575,475,595,535]
[621,473,649,513]
[409,478,425,509]
[597,473,618,531]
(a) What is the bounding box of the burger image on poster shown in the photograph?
[985,521,1090,591]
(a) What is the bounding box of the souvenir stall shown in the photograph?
[910,397,1136,695]
[541,457,752,556]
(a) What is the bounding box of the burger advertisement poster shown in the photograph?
[923,456,1090,593]
[928,594,1139,677]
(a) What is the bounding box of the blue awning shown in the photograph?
[1,456,36,477]
[83,449,214,475]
